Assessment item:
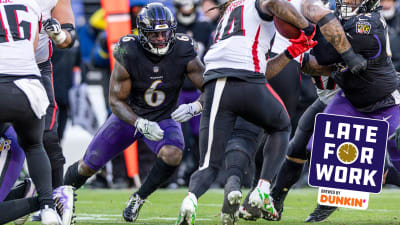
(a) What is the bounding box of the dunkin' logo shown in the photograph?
[320,194,365,207]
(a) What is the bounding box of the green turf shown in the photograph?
[17,188,400,225]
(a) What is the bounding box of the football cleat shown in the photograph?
[263,189,288,221]
[123,193,145,222]
[305,204,338,222]
[238,205,260,221]
[30,211,41,222]
[221,190,242,225]
[53,185,76,225]
[248,188,279,220]
[40,205,62,225]
[176,192,197,225]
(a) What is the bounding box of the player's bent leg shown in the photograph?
[124,144,183,222]
[64,160,97,190]
[65,114,136,189]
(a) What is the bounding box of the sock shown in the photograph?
[0,197,40,224]
[136,158,178,199]
[64,161,90,189]
[260,130,290,181]
[52,166,64,189]
[25,147,54,208]
[256,179,271,194]
[272,159,304,194]
[385,165,400,187]
[225,150,249,182]
[43,130,65,189]
[188,166,219,198]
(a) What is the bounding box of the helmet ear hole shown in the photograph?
[136,3,177,56]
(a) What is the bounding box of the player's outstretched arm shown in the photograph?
[48,0,76,48]
[259,0,310,30]
[109,61,138,127]
[301,0,367,74]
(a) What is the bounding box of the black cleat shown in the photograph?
[305,204,338,222]
[238,188,261,221]
[123,193,145,222]
[221,176,242,225]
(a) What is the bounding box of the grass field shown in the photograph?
[16,188,400,225]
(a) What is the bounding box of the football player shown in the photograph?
[0,0,64,224]
[267,0,400,222]
[174,0,318,224]
[63,3,205,223]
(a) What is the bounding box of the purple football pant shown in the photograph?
[0,126,25,202]
[83,114,185,171]
[307,91,400,172]
[178,90,201,136]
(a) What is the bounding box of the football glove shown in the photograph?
[285,30,318,59]
[171,101,202,123]
[340,49,367,75]
[43,18,67,45]
[134,117,164,141]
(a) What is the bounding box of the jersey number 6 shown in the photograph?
[144,80,166,107]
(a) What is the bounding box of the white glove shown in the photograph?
[171,101,202,123]
[43,18,66,45]
[134,117,164,141]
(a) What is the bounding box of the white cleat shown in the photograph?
[40,205,62,225]
[248,188,279,220]
[53,185,75,225]
[176,192,197,225]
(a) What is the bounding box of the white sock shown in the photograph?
[256,179,271,194]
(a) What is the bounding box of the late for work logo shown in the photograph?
[309,114,388,200]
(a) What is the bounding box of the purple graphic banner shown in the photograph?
[308,113,388,193]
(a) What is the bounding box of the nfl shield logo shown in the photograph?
[153,66,159,73]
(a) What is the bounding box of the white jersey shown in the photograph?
[0,0,41,76]
[204,0,275,75]
[34,0,58,64]
[270,0,304,63]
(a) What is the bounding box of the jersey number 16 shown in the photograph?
[0,4,32,43]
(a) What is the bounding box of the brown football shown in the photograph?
[273,16,301,39]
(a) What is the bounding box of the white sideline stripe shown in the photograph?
[199,77,227,170]
[0,149,8,177]
[77,214,212,221]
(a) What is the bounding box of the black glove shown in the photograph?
[340,48,367,75]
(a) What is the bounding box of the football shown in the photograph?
[273,16,301,39]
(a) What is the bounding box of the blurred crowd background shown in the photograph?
[47,0,400,190]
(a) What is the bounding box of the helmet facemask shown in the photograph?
[140,27,175,55]
[137,3,177,56]
[336,0,381,20]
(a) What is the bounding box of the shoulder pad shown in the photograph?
[175,33,198,52]
[113,35,138,68]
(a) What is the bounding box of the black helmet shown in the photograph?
[336,0,381,19]
[136,3,177,55]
